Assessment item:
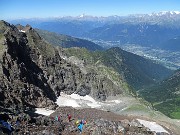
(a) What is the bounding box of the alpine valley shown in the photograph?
[0,11,179,135]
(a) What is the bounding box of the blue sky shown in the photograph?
[1,0,180,20]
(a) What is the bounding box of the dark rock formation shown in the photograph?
[0,20,123,111]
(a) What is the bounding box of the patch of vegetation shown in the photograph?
[154,97,180,119]
[65,47,172,91]
[64,47,133,93]
[98,47,173,90]
[65,47,93,63]
[140,70,180,119]
[0,33,4,39]
[125,104,149,112]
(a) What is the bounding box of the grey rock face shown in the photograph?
[0,21,123,110]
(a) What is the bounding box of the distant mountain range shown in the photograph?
[84,23,180,48]
[9,11,180,51]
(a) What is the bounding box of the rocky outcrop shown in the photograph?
[0,21,57,110]
[49,107,171,135]
[0,21,123,111]
[0,107,171,135]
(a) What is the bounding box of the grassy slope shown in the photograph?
[65,47,173,92]
[99,47,173,89]
[140,70,180,119]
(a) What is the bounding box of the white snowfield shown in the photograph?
[56,92,101,108]
[35,108,55,116]
[35,93,171,134]
[137,119,169,134]
[56,92,123,108]
[35,93,122,116]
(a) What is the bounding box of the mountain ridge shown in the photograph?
[9,11,180,51]
[35,28,104,51]
[65,47,173,90]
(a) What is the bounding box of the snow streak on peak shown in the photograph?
[149,11,180,16]
[79,14,85,18]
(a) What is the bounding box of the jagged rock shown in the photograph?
[76,84,91,96]
[0,21,125,111]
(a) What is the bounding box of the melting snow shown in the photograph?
[56,95,80,107]
[106,100,121,104]
[19,30,26,33]
[35,92,118,115]
[35,108,55,116]
[56,92,101,108]
[56,92,122,108]
[137,119,169,134]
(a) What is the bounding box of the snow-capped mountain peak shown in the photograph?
[148,11,180,17]
[79,14,85,18]
[155,11,180,16]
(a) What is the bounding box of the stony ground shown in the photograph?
[0,106,175,135]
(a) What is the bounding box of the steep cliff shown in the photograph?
[0,21,124,111]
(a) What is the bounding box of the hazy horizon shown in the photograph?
[1,0,180,20]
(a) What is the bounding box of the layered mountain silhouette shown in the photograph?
[84,23,180,48]
[10,12,180,51]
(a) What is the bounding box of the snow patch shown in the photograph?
[35,108,55,116]
[56,92,122,108]
[174,11,180,14]
[56,92,101,108]
[137,119,169,134]
[56,95,80,107]
[107,100,121,104]
[19,30,25,33]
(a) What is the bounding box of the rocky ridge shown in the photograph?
[0,20,124,111]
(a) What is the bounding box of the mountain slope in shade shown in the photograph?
[35,29,104,51]
[160,36,180,51]
[84,23,180,47]
[101,47,174,89]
